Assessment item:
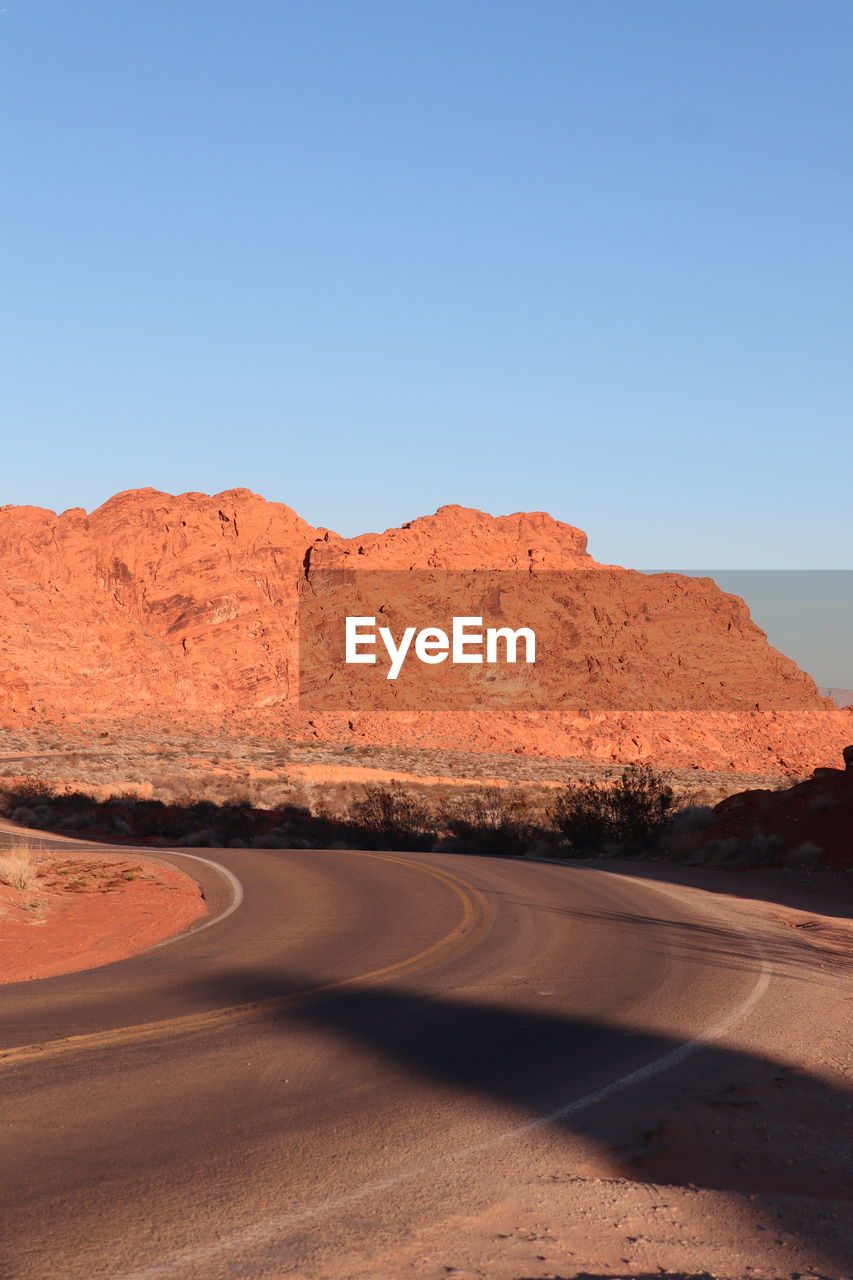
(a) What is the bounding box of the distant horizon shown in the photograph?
[820,686,853,703]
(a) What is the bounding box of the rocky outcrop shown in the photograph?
[308,505,592,570]
[703,746,853,868]
[1,488,850,773]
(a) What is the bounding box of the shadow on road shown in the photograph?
[3,966,850,1279]
[179,967,852,1276]
[483,889,852,982]
[562,857,853,924]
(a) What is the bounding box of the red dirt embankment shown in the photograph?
[0,847,207,983]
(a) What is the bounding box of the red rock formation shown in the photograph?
[307,505,592,571]
[703,745,853,868]
[0,488,310,718]
[0,488,850,773]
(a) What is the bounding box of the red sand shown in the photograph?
[0,852,207,983]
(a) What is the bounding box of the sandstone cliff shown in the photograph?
[1,488,849,773]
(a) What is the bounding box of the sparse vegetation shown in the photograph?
[19,897,48,917]
[2,731,836,869]
[0,722,787,812]
[0,841,41,892]
[347,786,434,851]
[440,787,533,857]
[0,833,169,933]
[0,765,729,864]
[784,841,825,867]
[549,764,678,854]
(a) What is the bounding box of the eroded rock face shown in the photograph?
[0,488,313,718]
[1,488,850,773]
[306,505,592,571]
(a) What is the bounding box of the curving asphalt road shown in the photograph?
[0,837,849,1280]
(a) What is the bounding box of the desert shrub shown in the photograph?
[348,786,436,850]
[103,796,154,837]
[56,809,96,831]
[657,803,716,858]
[701,837,746,865]
[699,829,783,867]
[742,830,782,865]
[0,841,40,891]
[149,772,190,801]
[59,789,96,811]
[250,803,335,849]
[157,805,208,840]
[774,775,807,790]
[0,776,52,816]
[441,787,534,856]
[783,841,825,867]
[669,803,715,831]
[112,796,167,837]
[550,764,677,854]
[215,779,256,807]
[9,806,37,826]
[212,801,257,845]
[175,829,216,847]
[185,799,218,823]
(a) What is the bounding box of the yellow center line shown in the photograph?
[0,853,493,1069]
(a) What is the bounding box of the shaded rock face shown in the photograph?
[705,747,853,868]
[0,488,850,773]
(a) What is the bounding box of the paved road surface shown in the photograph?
[0,840,849,1279]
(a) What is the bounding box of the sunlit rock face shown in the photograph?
[0,488,849,773]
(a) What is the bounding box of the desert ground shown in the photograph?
[0,722,789,813]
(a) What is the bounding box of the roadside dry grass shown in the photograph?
[0,838,49,920]
[0,832,164,925]
[0,840,41,892]
[0,846,205,983]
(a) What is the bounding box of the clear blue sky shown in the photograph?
[1,1,851,568]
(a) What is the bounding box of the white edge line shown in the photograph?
[143,851,244,950]
[0,824,244,954]
[120,865,774,1280]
